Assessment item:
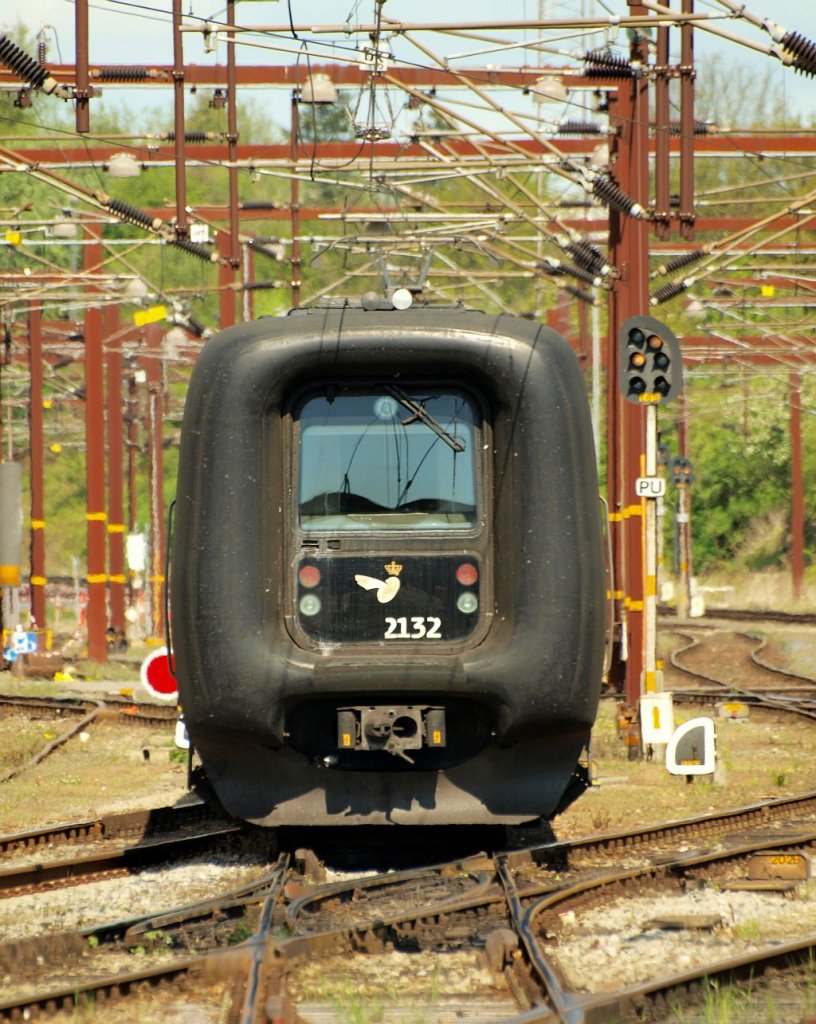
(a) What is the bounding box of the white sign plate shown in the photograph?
[636,476,666,498]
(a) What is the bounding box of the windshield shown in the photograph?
[297,386,479,531]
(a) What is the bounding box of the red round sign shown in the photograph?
[140,647,178,701]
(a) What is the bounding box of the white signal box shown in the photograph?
[666,717,716,776]
[640,692,674,745]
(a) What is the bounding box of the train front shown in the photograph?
[171,304,606,825]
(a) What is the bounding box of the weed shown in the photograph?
[733,919,761,941]
[228,923,254,945]
[72,991,95,1022]
[589,809,613,832]
[700,977,754,1023]
[801,949,816,1013]
[216,990,233,1024]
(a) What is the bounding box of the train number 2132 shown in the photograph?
[384,616,442,640]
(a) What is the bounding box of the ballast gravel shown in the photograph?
[0,851,272,946]
[545,882,816,993]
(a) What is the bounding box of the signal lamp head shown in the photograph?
[628,351,647,370]
[299,565,321,588]
[628,327,646,349]
[619,316,683,406]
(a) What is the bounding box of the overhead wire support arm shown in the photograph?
[402,31,645,219]
[649,183,816,304]
[0,34,73,99]
[184,12,730,35]
[0,145,226,265]
[641,0,811,65]
[415,131,609,291]
[712,0,816,77]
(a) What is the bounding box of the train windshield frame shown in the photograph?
[295,383,482,533]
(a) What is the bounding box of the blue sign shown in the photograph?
[3,630,38,661]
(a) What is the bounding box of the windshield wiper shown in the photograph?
[384,385,465,452]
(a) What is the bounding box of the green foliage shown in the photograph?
[657,371,816,574]
[227,923,254,945]
[297,89,355,143]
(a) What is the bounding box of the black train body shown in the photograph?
[171,305,605,825]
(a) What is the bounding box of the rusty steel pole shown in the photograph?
[607,7,651,706]
[28,304,47,628]
[679,0,696,239]
[105,307,126,635]
[172,0,188,237]
[74,0,90,133]
[144,323,165,640]
[654,13,671,241]
[218,231,237,327]
[83,228,108,662]
[226,0,241,271]
[790,371,804,600]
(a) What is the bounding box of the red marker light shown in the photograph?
[456,563,478,586]
[299,565,321,588]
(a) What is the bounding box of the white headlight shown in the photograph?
[299,594,321,616]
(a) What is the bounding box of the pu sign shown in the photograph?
[635,476,667,498]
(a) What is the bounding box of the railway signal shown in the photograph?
[670,456,695,486]
[619,316,683,405]
[619,318,684,710]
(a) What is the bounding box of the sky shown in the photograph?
[6,0,816,118]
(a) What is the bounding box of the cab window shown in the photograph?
[297,386,479,531]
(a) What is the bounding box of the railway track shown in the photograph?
[0,692,180,783]
[2,785,816,1021]
[661,606,816,628]
[668,629,816,721]
[2,623,816,1022]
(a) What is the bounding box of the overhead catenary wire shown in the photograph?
[0,0,806,327]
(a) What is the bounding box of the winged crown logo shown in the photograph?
[355,560,403,604]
